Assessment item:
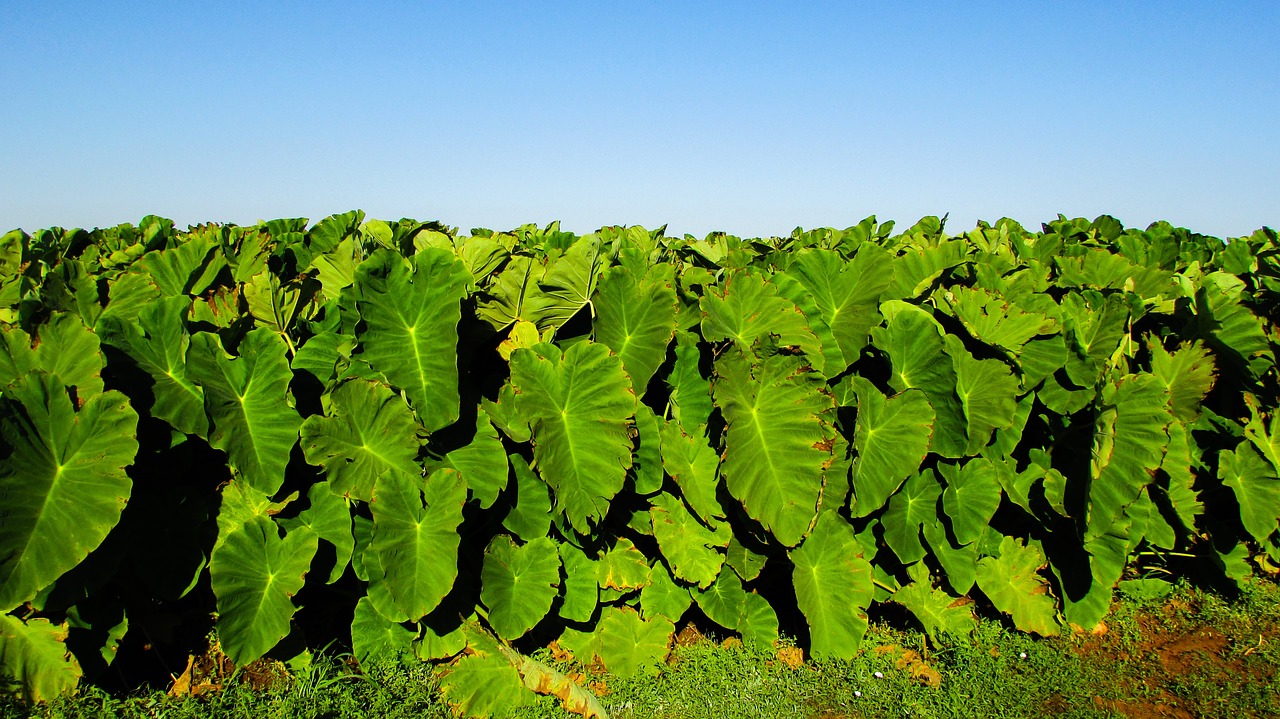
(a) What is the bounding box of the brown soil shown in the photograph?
[1067,597,1279,719]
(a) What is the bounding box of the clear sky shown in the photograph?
[2,1,1276,239]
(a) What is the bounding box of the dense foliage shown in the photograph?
[1,212,1278,715]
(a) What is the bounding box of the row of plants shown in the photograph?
[1,211,1278,717]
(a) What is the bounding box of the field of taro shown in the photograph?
[1,211,1278,715]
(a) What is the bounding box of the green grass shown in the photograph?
[4,577,1279,719]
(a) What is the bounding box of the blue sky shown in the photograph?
[2,1,1276,238]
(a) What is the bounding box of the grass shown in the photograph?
[4,577,1278,719]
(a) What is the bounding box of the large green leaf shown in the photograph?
[480,536,561,641]
[649,494,729,589]
[557,543,599,623]
[945,335,1021,454]
[353,248,470,432]
[700,270,822,365]
[891,562,976,644]
[299,380,421,502]
[209,516,318,665]
[693,566,747,630]
[1087,374,1173,539]
[847,376,934,517]
[1220,441,1280,543]
[0,615,81,704]
[585,607,673,678]
[665,331,714,433]
[782,245,894,374]
[975,536,1059,636]
[597,538,650,591]
[369,469,467,621]
[523,236,608,333]
[882,470,942,565]
[187,328,301,495]
[99,296,207,435]
[790,511,874,659]
[640,561,691,622]
[939,459,1002,545]
[509,341,636,534]
[593,264,678,393]
[0,374,137,611]
[872,301,968,457]
[349,595,415,668]
[659,420,724,524]
[434,408,507,509]
[948,286,1059,355]
[0,313,104,401]
[503,455,552,542]
[1148,340,1215,422]
[714,351,833,547]
[280,482,353,585]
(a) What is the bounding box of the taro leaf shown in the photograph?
[524,236,608,333]
[353,247,470,433]
[209,516,318,665]
[480,536,561,641]
[1219,441,1280,542]
[975,536,1059,636]
[944,335,1020,454]
[435,408,507,509]
[591,607,673,678]
[649,494,729,589]
[597,538,650,591]
[872,301,967,457]
[291,331,351,385]
[509,341,636,534]
[1161,420,1202,534]
[891,562,977,644]
[725,536,767,582]
[1060,291,1129,386]
[350,595,416,668]
[739,592,780,651]
[882,470,942,565]
[939,459,1002,545]
[593,264,678,393]
[1,314,104,404]
[948,286,1059,355]
[187,328,301,496]
[243,270,306,337]
[135,232,224,297]
[1148,340,1215,422]
[693,566,747,631]
[309,236,360,302]
[369,469,467,621]
[1087,374,1173,540]
[0,374,137,611]
[416,620,467,662]
[714,350,833,547]
[630,405,664,495]
[483,382,531,444]
[497,320,541,361]
[790,511,874,659]
[0,615,81,704]
[666,331,714,433]
[922,520,978,595]
[97,271,161,328]
[504,646,609,719]
[557,542,599,623]
[299,380,420,502]
[782,245,893,374]
[213,480,298,552]
[847,376,934,517]
[887,239,968,299]
[280,482,353,584]
[438,653,532,717]
[1018,335,1068,389]
[641,561,692,622]
[98,296,207,435]
[1194,272,1273,375]
[700,270,823,365]
[1055,524,1130,629]
[659,420,724,524]
[503,455,552,542]
[475,254,539,331]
